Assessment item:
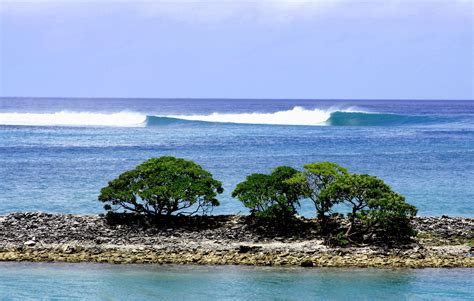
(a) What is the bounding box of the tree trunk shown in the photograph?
[345,207,357,237]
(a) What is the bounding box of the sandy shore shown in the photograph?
[1,212,473,267]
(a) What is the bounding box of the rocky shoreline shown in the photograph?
[1,212,473,268]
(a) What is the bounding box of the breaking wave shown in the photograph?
[163,106,334,126]
[0,111,146,127]
[149,106,438,126]
[0,107,442,127]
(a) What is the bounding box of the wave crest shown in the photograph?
[0,111,146,127]
[0,107,438,127]
[167,106,335,126]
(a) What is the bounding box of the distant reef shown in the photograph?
[0,212,473,268]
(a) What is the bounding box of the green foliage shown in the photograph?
[330,231,349,247]
[232,173,275,213]
[361,192,417,241]
[288,162,348,225]
[232,166,301,220]
[99,156,223,218]
[321,173,417,242]
[321,173,391,217]
[271,166,303,213]
[99,157,418,245]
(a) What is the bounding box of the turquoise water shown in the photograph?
[1,98,473,216]
[0,263,473,300]
[1,99,473,299]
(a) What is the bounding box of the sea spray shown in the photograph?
[0,111,146,127]
[167,106,334,126]
[0,107,453,127]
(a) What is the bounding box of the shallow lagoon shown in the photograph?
[0,263,473,300]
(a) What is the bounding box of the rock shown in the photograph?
[238,245,261,253]
[63,245,76,254]
[300,259,314,267]
[24,240,36,247]
[1,212,474,267]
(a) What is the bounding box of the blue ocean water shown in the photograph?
[0,98,473,216]
[0,263,473,300]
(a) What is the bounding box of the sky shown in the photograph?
[0,0,473,99]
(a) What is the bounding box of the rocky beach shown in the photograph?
[0,212,472,268]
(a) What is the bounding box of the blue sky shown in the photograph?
[0,0,472,99]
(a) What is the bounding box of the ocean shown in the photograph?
[1,98,473,216]
[1,98,473,299]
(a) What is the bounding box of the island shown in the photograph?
[1,157,472,267]
[0,213,472,267]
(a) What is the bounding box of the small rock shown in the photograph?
[24,240,36,247]
[238,245,261,253]
[63,245,76,254]
[300,259,314,267]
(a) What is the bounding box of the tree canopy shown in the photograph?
[98,156,223,218]
[288,162,348,225]
[232,166,301,220]
[234,163,417,244]
[321,173,417,240]
[99,158,417,245]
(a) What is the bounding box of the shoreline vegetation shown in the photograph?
[1,156,472,267]
[0,212,473,267]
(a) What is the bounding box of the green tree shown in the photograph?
[98,156,223,218]
[270,166,302,214]
[288,162,348,226]
[232,166,301,220]
[321,173,417,241]
[361,192,417,241]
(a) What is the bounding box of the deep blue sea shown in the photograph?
[1,98,474,299]
[1,98,473,216]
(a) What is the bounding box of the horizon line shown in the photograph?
[1,96,473,102]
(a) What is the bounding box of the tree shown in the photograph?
[270,166,303,214]
[232,166,301,220]
[321,173,390,236]
[362,192,417,241]
[321,173,417,241]
[288,162,348,227]
[232,173,275,215]
[98,156,223,218]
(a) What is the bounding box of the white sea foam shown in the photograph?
[0,106,368,127]
[168,106,340,126]
[0,111,147,127]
